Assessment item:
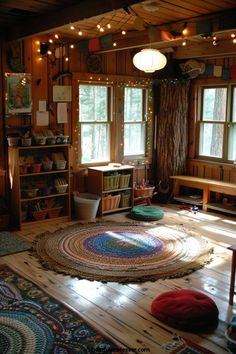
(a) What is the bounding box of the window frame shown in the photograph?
[123,86,148,159]
[77,83,113,166]
[196,84,236,163]
[72,73,153,169]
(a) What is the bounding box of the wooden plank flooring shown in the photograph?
[1,203,236,353]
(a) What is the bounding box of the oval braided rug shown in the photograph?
[33,222,213,283]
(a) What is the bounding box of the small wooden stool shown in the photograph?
[228,244,236,305]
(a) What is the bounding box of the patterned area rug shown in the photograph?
[0,231,31,256]
[33,222,213,283]
[0,264,123,353]
[163,335,215,354]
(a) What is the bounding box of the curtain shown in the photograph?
[153,79,190,197]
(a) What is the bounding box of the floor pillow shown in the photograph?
[129,206,164,221]
[151,289,219,332]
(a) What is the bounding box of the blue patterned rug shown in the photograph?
[0,264,123,353]
[0,231,31,256]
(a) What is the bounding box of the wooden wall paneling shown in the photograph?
[223,166,236,183]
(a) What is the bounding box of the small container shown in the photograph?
[56,136,70,144]
[21,137,32,146]
[47,207,63,218]
[7,137,19,147]
[46,137,56,145]
[21,188,39,198]
[54,160,67,170]
[55,184,68,194]
[31,163,42,173]
[19,165,28,174]
[30,210,47,221]
[34,137,47,145]
[102,194,121,211]
[42,160,53,171]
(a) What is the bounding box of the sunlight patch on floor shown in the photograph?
[201,226,236,239]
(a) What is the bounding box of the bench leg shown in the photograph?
[229,251,236,305]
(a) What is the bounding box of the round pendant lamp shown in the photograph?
[133,48,167,73]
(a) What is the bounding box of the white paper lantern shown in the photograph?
[133,48,167,73]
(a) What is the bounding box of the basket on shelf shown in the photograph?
[21,188,39,198]
[7,137,19,147]
[47,207,63,218]
[103,175,120,191]
[119,174,131,188]
[102,194,121,212]
[54,160,67,170]
[120,193,131,208]
[55,184,68,194]
[30,163,42,173]
[134,186,155,198]
[42,160,53,171]
[21,137,32,146]
[30,209,47,221]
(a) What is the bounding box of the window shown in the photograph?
[124,87,147,156]
[197,85,236,162]
[78,84,111,164]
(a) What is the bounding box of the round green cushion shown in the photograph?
[129,206,164,221]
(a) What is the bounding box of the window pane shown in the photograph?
[124,123,145,156]
[202,87,227,121]
[233,87,236,122]
[228,124,236,160]
[81,124,109,163]
[79,85,108,122]
[199,123,224,158]
[124,88,143,122]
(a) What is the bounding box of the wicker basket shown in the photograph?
[55,184,68,194]
[134,186,155,198]
[47,207,63,218]
[102,194,121,211]
[30,210,47,221]
[103,175,120,191]
[120,193,131,208]
[119,174,131,188]
[55,160,67,170]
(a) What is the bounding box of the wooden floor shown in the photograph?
[1,203,236,353]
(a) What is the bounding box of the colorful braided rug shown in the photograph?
[0,264,122,353]
[33,222,213,283]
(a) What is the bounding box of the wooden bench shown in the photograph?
[170,175,236,215]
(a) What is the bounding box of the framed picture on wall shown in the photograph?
[5,73,32,114]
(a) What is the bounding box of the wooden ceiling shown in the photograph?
[1,0,236,58]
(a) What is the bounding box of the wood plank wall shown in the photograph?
[1,37,236,203]
[0,37,149,201]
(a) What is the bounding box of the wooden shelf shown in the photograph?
[173,194,203,205]
[205,202,236,215]
[8,145,71,229]
[88,165,134,216]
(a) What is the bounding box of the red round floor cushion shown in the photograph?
[151,289,219,332]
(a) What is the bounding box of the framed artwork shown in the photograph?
[5,73,32,114]
[53,85,72,102]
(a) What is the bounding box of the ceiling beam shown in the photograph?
[174,40,236,59]
[5,0,141,41]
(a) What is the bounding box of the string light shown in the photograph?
[107,23,111,29]
[122,30,126,35]
[113,42,117,47]
[182,22,188,36]
[100,27,104,32]
[78,30,83,36]
[70,44,75,49]
[54,34,59,39]
[97,24,101,29]
[49,39,53,44]
[182,40,187,46]
[70,25,75,30]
